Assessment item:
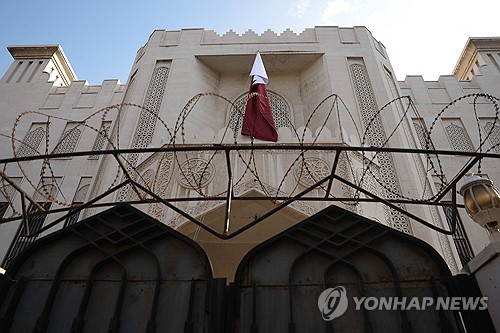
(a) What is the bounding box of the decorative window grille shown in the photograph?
[349,62,412,234]
[0,177,22,219]
[88,121,111,159]
[0,202,8,219]
[117,65,169,202]
[1,177,21,201]
[229,91,291,133]
[2,201,52,268]
[64,178,91,227]
[64,207,81,227]
[16,125,46,157]
[130,66,169,152]
[412,119,435,150]
[52,123,82,156]
[2,181,58,267]
[444,122,475,152]
[483,121,500,153]
[442,206,474,267]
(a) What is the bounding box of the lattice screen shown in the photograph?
[17,125,46,157]
[64,177,92,227]
[52,123,82,155]
[117,65,169,202]
[444,122,475,152]
[89,121,111,159]
[484,121,500,153]
[349,62,412,234]
[412,119,435,149]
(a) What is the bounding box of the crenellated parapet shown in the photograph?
[400,72,500,107]
[201,28,318,44]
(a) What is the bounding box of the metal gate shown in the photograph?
[230,205,465,332]
[0,204,212,333]
[0,204,494,332]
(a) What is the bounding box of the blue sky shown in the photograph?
[1,0,499,84]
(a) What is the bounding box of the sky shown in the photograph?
[0,0,499,84]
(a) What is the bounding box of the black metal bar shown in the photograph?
[251,283,258,333]
[0,195,466,225]
[324,150,341,198]
[1,143,495,240]
[223,150,233,236]
[223,174,335,239]
[34,244,94,333]
[334,175,457,235]
[20,194,29,237]
[0,193,467,240]
[0,276,28,333]
[184,279,196,333]
[112,152,144,201]
[21,180,130,238]
[208,278,226,333]
[131,180,225,239]
[452,183,457,234]
[0,170,45,212]
[323,260,373,333]
[72,256,128,333]
[433,156,482,202]
[1,145,499,164]
[108,268,127,333]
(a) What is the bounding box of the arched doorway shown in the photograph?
[0,204,493,332]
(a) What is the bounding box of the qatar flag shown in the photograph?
[241,52,278,142]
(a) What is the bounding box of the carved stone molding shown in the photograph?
[293,157,330,187]
[177,158,215,189]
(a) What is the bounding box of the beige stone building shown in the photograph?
[0,27,499,281]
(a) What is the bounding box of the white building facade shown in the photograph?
[0,27,499,279]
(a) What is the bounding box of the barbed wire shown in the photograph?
[0,92,499,234]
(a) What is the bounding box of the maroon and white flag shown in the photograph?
[241,52,278,142]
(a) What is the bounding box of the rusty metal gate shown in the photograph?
[0,204,212,332]
[0,204,493,332]
[230,205,468,332]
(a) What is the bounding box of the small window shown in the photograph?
[483,121,500,154]
[442,205,474,267]
[52,122,83,157]
[412,118,435,150]
[0,202,8,219]
[89,121,111,160]
[442,120,475,152]
[65,178,91,227]
[2,201,52,268]
[17,124,47,158]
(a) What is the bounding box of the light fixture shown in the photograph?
[459,174,500,234]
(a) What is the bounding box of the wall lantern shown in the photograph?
[459,174,500,234]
